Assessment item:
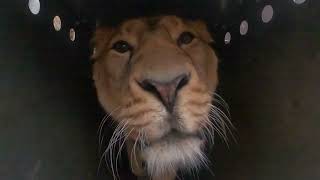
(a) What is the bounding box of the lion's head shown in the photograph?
[92,15,225,180]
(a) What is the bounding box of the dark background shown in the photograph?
[1,0,320,179]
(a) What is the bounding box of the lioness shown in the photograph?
[92,15,230,180]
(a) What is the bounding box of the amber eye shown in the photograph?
[112,40,132,53]
[177,32,195,46]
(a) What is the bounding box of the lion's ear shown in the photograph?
[188,20,214,44]
[91,27,114,60]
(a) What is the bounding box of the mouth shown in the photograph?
[131,112,206,150]
[143,129,204,149]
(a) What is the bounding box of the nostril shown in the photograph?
[138,73,190,96]
[138,79,163,100]
[137,73,190,112]
[176,74,190,91]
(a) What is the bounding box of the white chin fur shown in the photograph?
[142,136,206,178]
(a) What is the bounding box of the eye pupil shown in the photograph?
[178,32,195,45]
[112,40,132,53]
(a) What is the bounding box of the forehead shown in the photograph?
[119,16,185,34]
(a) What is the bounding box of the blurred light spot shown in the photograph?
[53,16,62,31]
[262,5,274,23]
[240,20,249,35]
[28,0,40,15]
[69,28,76,42]
[293,0,306,4]
[93,48,97,56]
[224,32,231,44]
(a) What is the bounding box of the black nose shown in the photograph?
[138,73,190,112]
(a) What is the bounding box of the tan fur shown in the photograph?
[92,16,219,180]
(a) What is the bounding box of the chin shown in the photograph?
[141,131,207,178]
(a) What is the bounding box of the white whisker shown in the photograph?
[109,121,129,180]
[97,119,128,179]
[213,92,231,116]
[115,128,134,179]
[207,113,229,143]
[209,104,236,143]
[98,106,121,152]
[130,130,141,172]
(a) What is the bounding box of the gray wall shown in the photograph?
[211,1,320,180]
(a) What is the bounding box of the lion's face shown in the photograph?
[92,16,219,179]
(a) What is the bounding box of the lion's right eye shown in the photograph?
[177,32,195,46]
[112,40,132,53]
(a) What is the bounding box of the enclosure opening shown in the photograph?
[293,0,306,4]
[224,32,231,44]
[261,5,274,23]
[240,20,249,35]
[69,28,76,41]
[53,16,62,31]
[28,0,40,15]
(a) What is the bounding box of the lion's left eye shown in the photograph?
[177,32,195,46]
[112,40,132,53]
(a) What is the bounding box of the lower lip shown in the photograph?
[152,131,201,144]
